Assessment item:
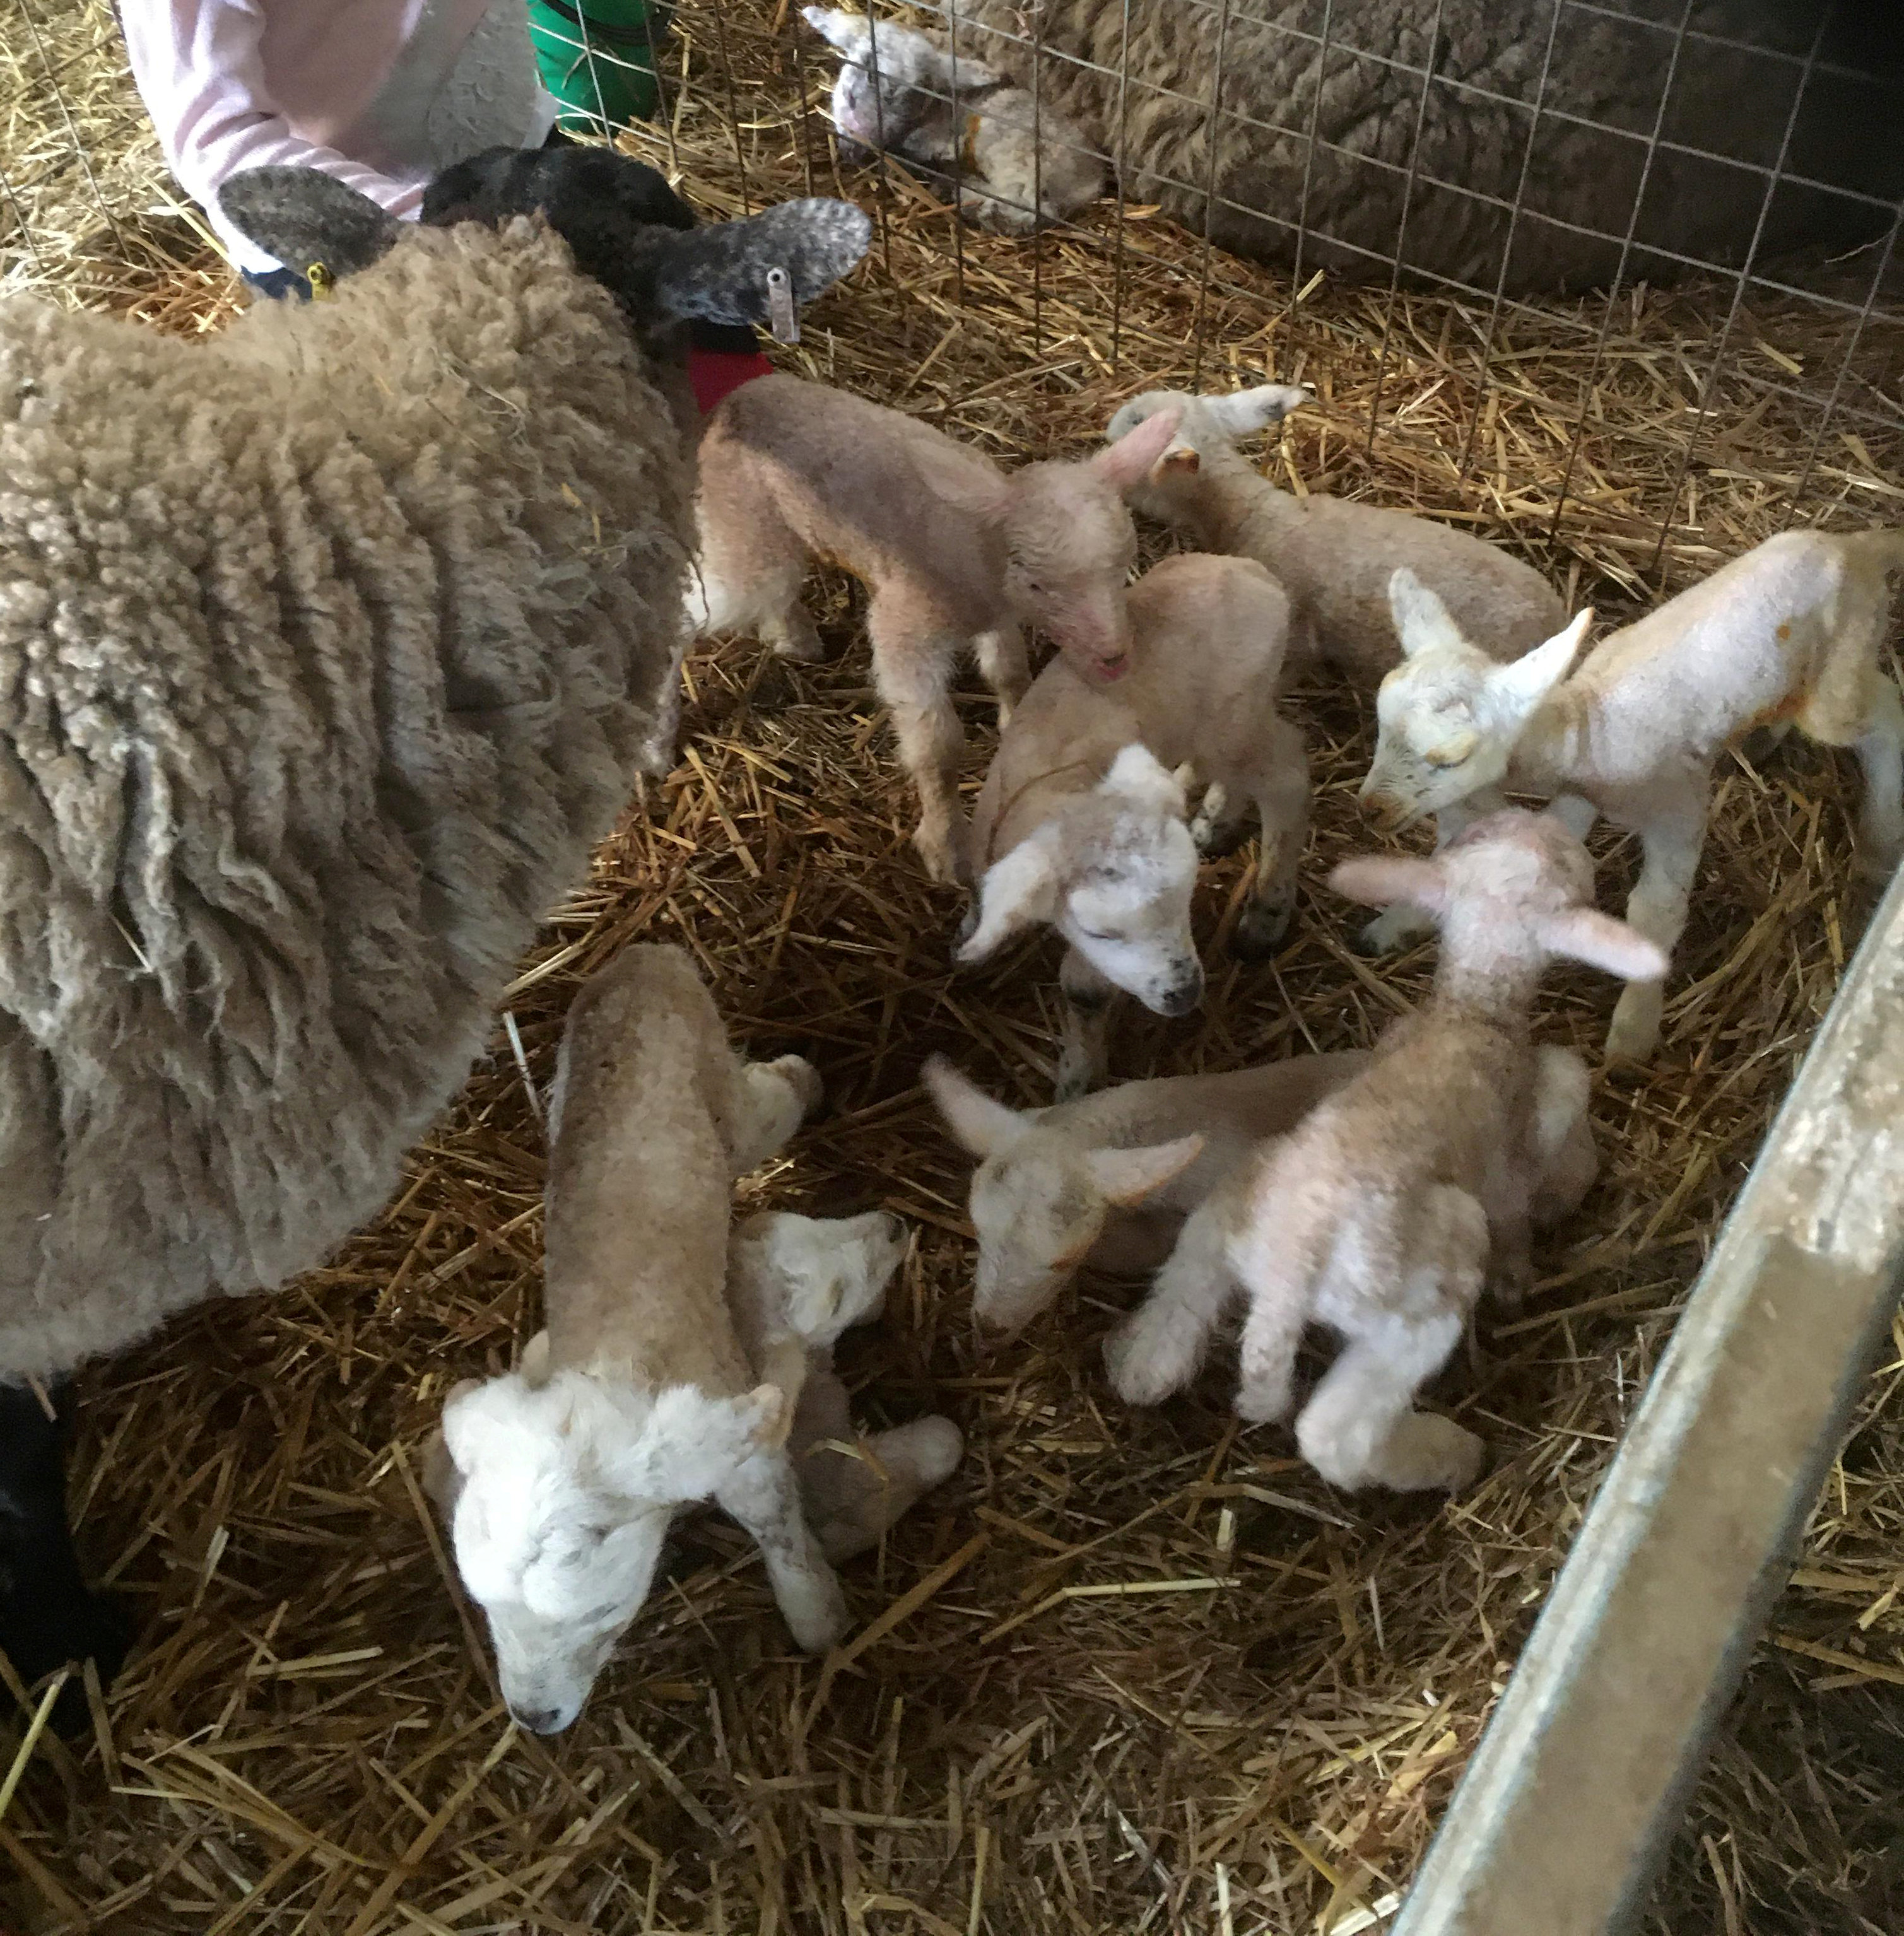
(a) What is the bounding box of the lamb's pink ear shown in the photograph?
[1093,406,1184,496]
[1537,907,1668,982]
[1329,854,1447,913]
[958,829,1061,962]
[911,440,1012,523]
[1083,1134,1206,1207]
[923,1055,1029,1157]
[1484,611,1592,727]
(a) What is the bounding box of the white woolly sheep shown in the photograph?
[924,1047,1366,1333]
[1362,533,1904,1060]
[1107,809,1660,1492]
[688,372,1184,882]
[803,8,1104,233]
[957,552,1305,1094]
[0,148,869,1691]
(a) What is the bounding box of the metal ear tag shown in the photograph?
[305,261,335,301]
[765,266,799,344]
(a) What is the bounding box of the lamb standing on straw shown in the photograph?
[687,373,1185,884]
[0,147,870,1702]
[1110,810,1657,1491]
[431,947,960,1734]
[1361,534,1904,1060]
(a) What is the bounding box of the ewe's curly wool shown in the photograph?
[0,217,691,1381]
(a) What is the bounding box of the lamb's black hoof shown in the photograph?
[1230,903,1293,961]
[1194,820,1251,860]
[951,901,980,958]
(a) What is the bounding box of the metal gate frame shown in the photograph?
[1395,859,1904,1935]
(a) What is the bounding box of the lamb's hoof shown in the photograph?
[1233,1378,1296,1428]
[1103,1325,1187,1407]
[770,1053,826,1121]
[1603,1007,1661,1067]
[951,900,981,957]
[1230,900,1294,961]
[903,1416,966,1491]
[1353,905,1428,957]
[912,826,970,889]
[784,1576,852,1655]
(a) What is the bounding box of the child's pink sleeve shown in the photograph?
[122,0,425,268]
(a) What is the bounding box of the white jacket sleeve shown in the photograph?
[121,1,426,271]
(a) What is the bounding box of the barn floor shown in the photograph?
[6,3,1904,1933]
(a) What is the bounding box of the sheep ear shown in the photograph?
[1153,442,1201,481]
[645,198,872,327]
[1389,568,1469,659]
[958,830,1062,962]
[1484,611,1592,727]
[520,1332,553,1388]
[1330,854,1448,913]
[912,440,1012,522]
[218,167,401,279]
[1094,406,1184,496]
[1204,384,1310,437]
[1100,743,1185,814]
[923,1056,1030,1157]
[802,5,859,50]
[1538,907,1667,982]
[1083,1134,1206,1207]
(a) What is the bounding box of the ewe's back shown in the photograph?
[0,229,691,1382]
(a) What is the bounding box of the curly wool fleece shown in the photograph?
[0,218,690,1381]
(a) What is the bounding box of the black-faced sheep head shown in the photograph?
[218,153,871,337]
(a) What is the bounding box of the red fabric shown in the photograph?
[688,347,774,417]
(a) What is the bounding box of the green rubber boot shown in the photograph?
[529,0,669,131]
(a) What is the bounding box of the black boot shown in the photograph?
[0,1382,132,1734]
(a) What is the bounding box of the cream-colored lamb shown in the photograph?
[430,946,955,1734]
[1105,385,1566,683]
[1362,532,1904,1060]
[925,1048,1366,1332]
[958,552,1307,1095]
[688,373,1183,883]
[1112,810,1660,1493]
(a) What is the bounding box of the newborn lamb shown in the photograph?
[1110,811,1659,1492]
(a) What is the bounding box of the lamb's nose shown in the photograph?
[511,1703,566,1735]
[1159,970,1204,1018]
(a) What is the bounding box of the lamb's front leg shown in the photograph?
[1853,676,1904,883]
[869,603,970,885]
[1055,947,1119,1101]
[973,626,1030,727]
[1104,1195,1237,1405]
[717,1448,850,1653]
[1233,718,1312,959]
[1606,793,1707,1063]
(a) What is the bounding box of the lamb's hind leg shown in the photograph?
[1295,1188,1488,1492]
[716,1448,850,1652]
[1853,676,1904,884]
[868,597,970,886]
[731,1056,825,1175]
[1606,793,1707,1063]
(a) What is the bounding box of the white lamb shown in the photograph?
[430,946,959,1734]
[1362,532,1904,1060]
[1105,810,1660,1491]
[958,551,1307,1095]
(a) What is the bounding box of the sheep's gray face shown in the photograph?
[437,1371,784,1733]
[1057,806,1203,1018]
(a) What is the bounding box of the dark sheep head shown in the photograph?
[218,151,871,342]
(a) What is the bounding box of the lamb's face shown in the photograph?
[438,1372,783,1733]
[1363,648,1511,827]
[968,1146,1105,1330]
[1056,801,1204,1018]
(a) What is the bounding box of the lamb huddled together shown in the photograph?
[431,946,960,1734]
[0,145,869,1700]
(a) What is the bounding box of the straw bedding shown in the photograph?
[4,3,1904,1932]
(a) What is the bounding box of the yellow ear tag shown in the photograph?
[305,261,334,302]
